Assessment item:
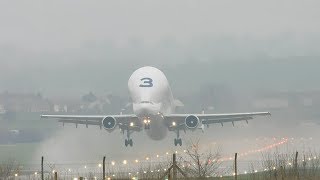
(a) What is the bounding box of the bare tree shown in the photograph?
[183,139,224,178]
[0,159,20,180]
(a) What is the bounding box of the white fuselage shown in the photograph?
[128,66,175,140]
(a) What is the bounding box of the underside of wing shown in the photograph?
[164,112,270,131]
[168,112,270,119]
[41,114,133,120]
[41,114,140,131]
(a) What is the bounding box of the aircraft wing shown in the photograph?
[41,114,141,131]
[164,112,270,131]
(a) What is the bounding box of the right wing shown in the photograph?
[41,114,141,131]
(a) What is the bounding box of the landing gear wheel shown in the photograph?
[125,139,133,147]
[178,138,182,146]
[174,130,182,146]
[174,138,182,146]
[144,124,150,129]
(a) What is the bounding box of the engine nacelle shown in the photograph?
[185,115,200,130]
[102,116,117,132]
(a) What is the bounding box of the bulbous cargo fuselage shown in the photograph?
[128,66,175,140]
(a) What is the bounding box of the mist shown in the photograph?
[0,0,320,175]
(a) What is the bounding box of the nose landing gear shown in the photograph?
[144,124,150,129]
[143,119,151,129]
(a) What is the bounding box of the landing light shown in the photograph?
[130,122,134,127]
[147,119,151,123]
[172,122,176,126]
[143,119,148,124]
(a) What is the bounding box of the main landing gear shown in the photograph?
[124,129,133,147]
[174,138,182,146]
[125,139,133,147]
[174,130,182,146]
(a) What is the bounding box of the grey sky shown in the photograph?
[0,0,319,52]
[0,0,319,96]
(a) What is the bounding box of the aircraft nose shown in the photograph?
[133,102,160,116]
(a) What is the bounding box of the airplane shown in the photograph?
[41,66,270,147]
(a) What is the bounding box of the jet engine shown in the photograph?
[185,115,200,130]
[102,116,117,132]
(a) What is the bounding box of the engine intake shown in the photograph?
[102,116,117,132]
[185,115,200,129]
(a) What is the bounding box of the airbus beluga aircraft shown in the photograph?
[41,66,270,147]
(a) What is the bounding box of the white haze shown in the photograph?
[0,0,319,167]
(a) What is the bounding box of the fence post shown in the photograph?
[295,151,299,179]
[103,156,106,180]
[41,156,44,180]
[280,166,284,180]
[234,153,238,180]
[54,172,57,180]
[173,153,177,180]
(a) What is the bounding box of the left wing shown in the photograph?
[164,112,270,131]
[41,114,141,131]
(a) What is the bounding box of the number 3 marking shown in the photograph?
[139,78,153,87]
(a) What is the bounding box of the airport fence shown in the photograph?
[1,150,320,179]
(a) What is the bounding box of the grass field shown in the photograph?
[0,112,58,163]
[0,143,41,163]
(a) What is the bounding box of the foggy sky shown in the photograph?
[0,0,320,96]
[1,0,319,52]
[1,1,320,165]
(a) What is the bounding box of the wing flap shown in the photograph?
[168,112,270,119]
[202,116,253,124]
[165,111,270,131]
[41,115,106,121]
[58,119,101,126]
[41,114,141,131]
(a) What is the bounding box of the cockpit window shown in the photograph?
[140,101,153,104]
